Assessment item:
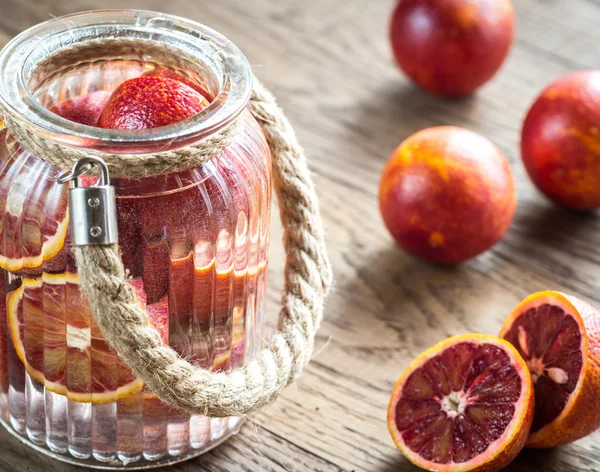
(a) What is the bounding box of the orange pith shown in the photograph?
[499,291,600,448]
[7,273,168,404]
[0,215,69,272]
[388,334,534,472]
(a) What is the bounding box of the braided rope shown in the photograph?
[5,114,242,179]
[22,78,334,416]
[4,37,244,179]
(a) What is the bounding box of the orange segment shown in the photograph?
[388,334,534,472]
[7,273,168,403]
[499,291,600,448]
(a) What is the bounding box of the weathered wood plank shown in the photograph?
[0,0,599,470]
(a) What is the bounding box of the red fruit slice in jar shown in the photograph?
[143,67,213,102]
[97,76,209,130]
[7,273,168,403]
[131,275,247,403]
[111,132,259,372]
[0,96,111,274]
[0,149,69,273]
[0,278,7,396]
[499,291,600,448]
[212,307,246,372]
[49,91,111,126]
[388,334,534,472]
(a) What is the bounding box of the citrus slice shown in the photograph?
[7,273,168,403]
[0,278,8,395]
[388,334,534,472]
[212,307,246,372]
[0,149,69,273]
[499,291,600,448]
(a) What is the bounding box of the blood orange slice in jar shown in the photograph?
[499,291,600,448]
[0,108,106,274]
[388,334,534,472]
[7,273,168,403]
[0,149,69,274]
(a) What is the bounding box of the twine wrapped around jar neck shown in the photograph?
[4,35,249,179]
[5,113,243,178]
[6,77,333,417]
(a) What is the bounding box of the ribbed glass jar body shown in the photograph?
[0,10,271,469]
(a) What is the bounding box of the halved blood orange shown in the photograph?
[7,273,168,403]
[499,291,600,448]
[388,334,534,472]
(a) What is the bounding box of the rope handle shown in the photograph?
[70,79,332,417]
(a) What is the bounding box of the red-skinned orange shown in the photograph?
[521,71,600,210]
[390,0,514,97]
[379,127,516,263]
[143,67,213,102]
[97,76,209,130]
[49,91,111,126]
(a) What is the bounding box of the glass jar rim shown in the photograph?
[0,10,253,154]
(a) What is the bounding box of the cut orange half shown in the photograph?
[388,334,534,472]
[7,273,168,404]
[499,291,600,448]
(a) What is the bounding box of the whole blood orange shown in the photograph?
[390,0,515,97]
[143,67,213,102]
[49,91,111,126]
[499,291,600,448]
[388,334,534,471]
[97,76,209,130]
[521,71,600,210]
[7,273,168,403]
[379,127,516,263]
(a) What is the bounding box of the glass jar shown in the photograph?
[0,10,271,469]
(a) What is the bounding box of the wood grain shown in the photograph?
[1,0,599,470]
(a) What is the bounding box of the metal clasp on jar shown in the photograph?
[58,156,119,246]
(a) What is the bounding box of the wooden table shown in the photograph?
[1,0,599,470]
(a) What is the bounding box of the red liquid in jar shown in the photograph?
[0,59,271,464]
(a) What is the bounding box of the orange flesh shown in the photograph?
[8,274,168,403]
[0,150,69,272]
[501,304,583,433]
[392,341,523,465]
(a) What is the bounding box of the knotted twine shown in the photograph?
[7,77,333,417]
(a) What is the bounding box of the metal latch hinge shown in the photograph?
[58,156,119,246]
